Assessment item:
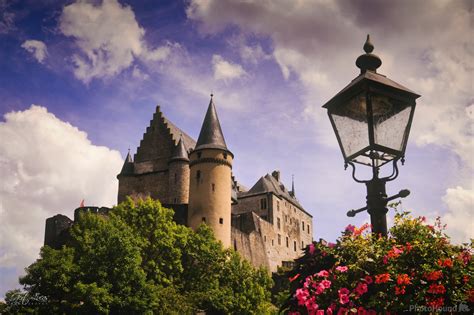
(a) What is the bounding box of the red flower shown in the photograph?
[463,275,470,284]
[437,258,453,268]
[364,275,373,284]
[289,273,300,282]
[355,282,368,296]
[427,283,446,295]
[396,274,411,285]
[424,270,442,281]
[405,242,412,252]
[375,273,391,284]
[426,296,444,308]
[395,285,406,295]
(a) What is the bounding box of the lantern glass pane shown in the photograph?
[330,93,369,158]
[372,95,412,153]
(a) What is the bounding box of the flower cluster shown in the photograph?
[284,211,473,314]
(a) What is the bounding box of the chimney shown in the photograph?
[271,170,280,182]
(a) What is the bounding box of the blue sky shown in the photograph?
[0,0,472,298]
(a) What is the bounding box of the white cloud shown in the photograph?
[21,40,48,63]
[59,0,171,83]
[0,105,123,297]
[441,186,474,244]
[212,54,247,81]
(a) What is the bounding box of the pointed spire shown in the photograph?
[170,136,189,162]
[195,94,230,152]
[120,149,134,175]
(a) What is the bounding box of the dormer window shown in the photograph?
[223,153,227,159]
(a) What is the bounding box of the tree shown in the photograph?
[282,209,473,314]
[5,198,273,314]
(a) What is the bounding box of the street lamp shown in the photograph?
[322,35,420,236]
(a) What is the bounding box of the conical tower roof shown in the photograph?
[170,137,189,162]
[195,95,231,154]
[120,150,134,175]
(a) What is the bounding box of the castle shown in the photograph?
[45,96,313,272]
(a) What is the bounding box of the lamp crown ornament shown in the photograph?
[356,34,382,73]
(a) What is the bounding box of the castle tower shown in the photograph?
[117,150,134,203]
[168,137,190,204]
[188,95,233,247]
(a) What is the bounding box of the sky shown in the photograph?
[0,0,472,299]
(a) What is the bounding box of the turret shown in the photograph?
[168,137,190,204]
[117,150,134,203]
[188,94,234,247]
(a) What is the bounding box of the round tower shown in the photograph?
[168,137,190,204]
[188,95,233,247]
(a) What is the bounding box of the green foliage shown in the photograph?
[282,210,473,314]
[5,198,273,314]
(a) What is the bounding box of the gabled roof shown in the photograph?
[240,173,311,217]
[170,137,189,162]
[195,96,230,153]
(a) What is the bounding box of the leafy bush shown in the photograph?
[5,198,273,314]
[283,210,473,314]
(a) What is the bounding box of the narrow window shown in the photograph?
[212,183,215,192]
[197,152,202,159]
[219,218,223,224]
[285,215,287,222]
[272,239,274,246]
[174,198,177,203]
[260,198,267,209]
[174,173,177,184]
[202,217,206,222]
[223,153,227,159]
[302,241,304,249]
[196,170,201,180]
[302,221,305,231]
[234,239,237,251]
[277,217,281,230]
[294,241,297,251]
[307,224,310,234]
[264,235,267,242]
[286,236,289,247]
[278,234,281,245]
[277,201,280,211]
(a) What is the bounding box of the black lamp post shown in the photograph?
[322,35,420,236]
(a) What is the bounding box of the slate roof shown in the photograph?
[170,137,189,162]
[119,151,134,175]
[162,115,196,151]
[195,96,231,153]
[239,173,312,217]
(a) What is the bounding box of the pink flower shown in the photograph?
[321,279,332,289]
[316,270,329,277]
[313,282,325,295]
[328,242,336,248]
[345,224,356,233]
[327,309,333,315]
[309,243,316,255]
[336,265,348,272]
[317,311,325,315]
[304,296,319,312]
[295,288,309,306]
[339,294,349,305]
[364,275,373,284]
[355,282,368,296]
[337,307,348,315]
[338,287,350,296]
